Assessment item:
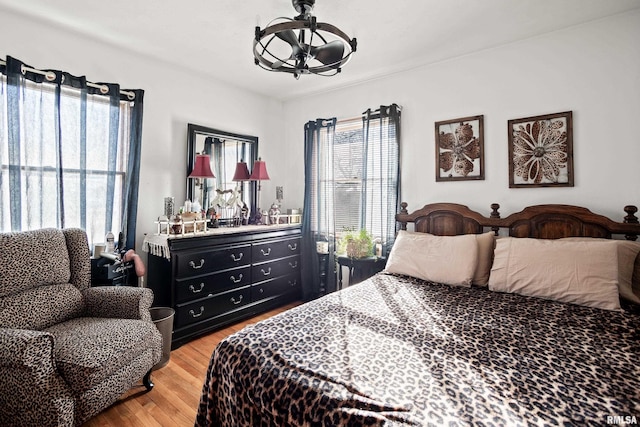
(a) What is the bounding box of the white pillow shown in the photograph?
[385,231,478,287]
[561,237,640,304]
[473,232,495,286]
[488,237,621,311]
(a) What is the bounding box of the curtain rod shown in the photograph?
[0,59,135,100]
[339,104,404,124]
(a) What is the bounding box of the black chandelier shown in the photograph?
[253,0,357,79]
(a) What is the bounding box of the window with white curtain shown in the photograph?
[310,115,399,241]
[0,56,144,249]
[329,118,366,233]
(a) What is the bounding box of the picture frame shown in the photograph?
[435,115,484,181]
[507,111,573,188]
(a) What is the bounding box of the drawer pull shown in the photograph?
[189,259,205,269]
[289,261,298,269]
[230,253,243,262]
[259,288,264,294]
[189,283,205,293]
[230,274,243,284]
[230,295,244,305]
[288,280,297,287]
[260,267,272,276]
[260,248,272,256]
[288,243,298,251]
[189,306,205,318]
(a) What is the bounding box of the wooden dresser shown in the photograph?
[146,225,301,348]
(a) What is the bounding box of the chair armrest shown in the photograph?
[83,286,154,321]
[0,328,74,425]
[0,328,55,369]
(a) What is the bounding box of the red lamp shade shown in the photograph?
[249,158,270,181]
[232,161,251,181]
[188,154,215,178]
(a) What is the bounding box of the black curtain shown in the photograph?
[362,104,402,256]
[301,118,337,301]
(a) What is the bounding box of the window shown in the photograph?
[302,105,400,298]
[309,114,400,242]
[0,56,143,248]
[327,118,366,233]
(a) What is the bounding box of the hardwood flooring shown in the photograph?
[83,301,301,427]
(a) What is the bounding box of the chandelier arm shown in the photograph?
[256,21,354,53]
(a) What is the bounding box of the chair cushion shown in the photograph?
[0,228,71,298]
[44,317,162,393]
[0,283,85,330]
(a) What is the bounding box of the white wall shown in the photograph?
[279,10,640,221]
[0,7,283,251]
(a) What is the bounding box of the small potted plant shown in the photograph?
[338,228,374,259]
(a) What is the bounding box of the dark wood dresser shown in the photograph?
[146,225,301,348]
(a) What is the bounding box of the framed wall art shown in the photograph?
[507,111,573,188]
[435,115,484,181]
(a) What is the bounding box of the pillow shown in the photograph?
[562,237,640,304]
[634,255,640,301]
[385,231,478,287]
[473,232,495,286]
[488,238,621,311]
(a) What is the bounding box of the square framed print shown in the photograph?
[435,115,484,181]
[508,111,573,188]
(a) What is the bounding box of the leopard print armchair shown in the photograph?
[0,228,163,427]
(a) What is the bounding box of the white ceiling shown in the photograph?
[2,0,640,101]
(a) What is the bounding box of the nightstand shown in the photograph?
[337,256,386,290]
[90,257,137,286]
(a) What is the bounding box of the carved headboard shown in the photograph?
[396,202,640,241]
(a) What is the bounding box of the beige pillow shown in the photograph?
[633,254,640,301]
[488,237,621,311]
[473,232,495,286]
[385,230,478,287]
[562,237,640,304]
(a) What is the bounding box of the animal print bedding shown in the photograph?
[195,273,640,426]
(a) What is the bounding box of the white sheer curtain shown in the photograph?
[362,104,401,255]
[0,56,144,248]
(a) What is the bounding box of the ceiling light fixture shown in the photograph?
[253,0,357,79]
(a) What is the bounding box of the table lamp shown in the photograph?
[188,154,215,211]
[249,157,270,224]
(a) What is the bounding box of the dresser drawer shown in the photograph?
[252,237,300,263]
[175,244,250,278]
[252,255,300,282]
[175,266,251,303]
[252,274,300,302]
[175,285,251,328]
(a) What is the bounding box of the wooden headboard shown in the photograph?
[396,202,640,241]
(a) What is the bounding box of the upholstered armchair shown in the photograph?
[0,228,162,427]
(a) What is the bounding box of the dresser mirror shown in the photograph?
[187,123,258,221]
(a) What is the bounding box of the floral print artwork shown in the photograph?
[509,112,573,187]
[436,116,484,180]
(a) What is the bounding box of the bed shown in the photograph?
[195,203,640,426]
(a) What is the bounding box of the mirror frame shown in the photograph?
[186,123,258,217]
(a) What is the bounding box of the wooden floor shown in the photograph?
[83,301,301,427]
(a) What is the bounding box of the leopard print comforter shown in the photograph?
[195,273,640,426]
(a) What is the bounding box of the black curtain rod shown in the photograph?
[0,58,136,100]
